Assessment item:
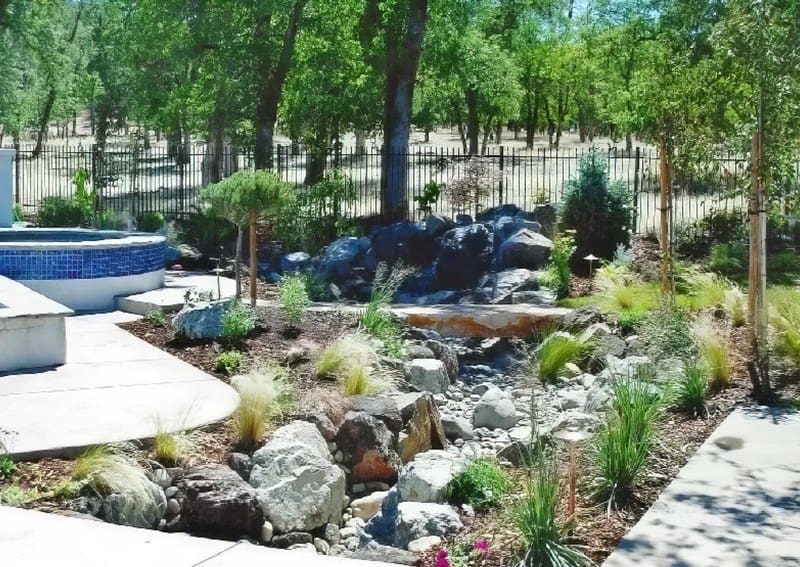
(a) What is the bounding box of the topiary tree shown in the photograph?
[201,170,294,306]
[560,149,632,271]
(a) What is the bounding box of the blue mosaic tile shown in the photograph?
[0,242,165,280]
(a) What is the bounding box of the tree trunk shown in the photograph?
[253,1,306,170]
[249,211,257,307]
[465,87,479,155]
[658,140,674,296]
[203,102,226,186]
[748,130,771,400]
[379,0,428,221]
[355,130,367,153]
[235,226,242,300]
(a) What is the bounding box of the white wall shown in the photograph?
[0,315,66,372]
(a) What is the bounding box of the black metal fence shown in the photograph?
[9,143,769,234]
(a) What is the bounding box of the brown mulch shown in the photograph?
[631,236,662,281]
[119,306,354,389]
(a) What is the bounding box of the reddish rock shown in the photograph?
[335,412,402,484]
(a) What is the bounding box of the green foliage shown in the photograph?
[316,334,389,397]
[513,450,591,567]
[693,317,731,388]
[592,374,662,507]
[708,243,747,276]
[769,287,800,367]
[560,149,632,264]
[230,366,292,448]
[0,453,15,479]
[724,287,747,327]
[215,350,243,375]
[152,431,178,466]
[12,204,23,222]
[0,485,40,507]
[138,212,165,233]
[38,196,91,228]
[145,309,166,327]
[202,170,294,227]
[445,458,512,511]
[674,267,728,311]
[638,302,695,361]
[358,263,411,359]
[277,274,310,328]
[301,271,331,302]
[540,234,576,299]
[221,302,257,342]
[413,180,441,215]
[673,364,708,418]
[617,309,647,335]
[535,330,592,383]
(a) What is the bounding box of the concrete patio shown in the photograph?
[0,311,239,459]
[604,406,800,566]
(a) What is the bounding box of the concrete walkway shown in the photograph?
[0,312,239,459]
[604,406,800,566]
[0,506,388,567]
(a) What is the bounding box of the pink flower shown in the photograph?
[435,549,451,567]
[473,539,489,556]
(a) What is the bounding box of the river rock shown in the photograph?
[472,387,519,429]
[394,502,462,549]
[406,359,449,394]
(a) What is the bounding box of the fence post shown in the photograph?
[498,146,504,204]
[276,144,284,177]
[178,144,186,216]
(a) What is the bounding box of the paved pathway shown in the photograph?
[604,406,800,566]
[0,312,239,459]
[0,506,388,567]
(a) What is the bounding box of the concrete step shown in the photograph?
[116,271,237,314]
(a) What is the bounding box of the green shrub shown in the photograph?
[638,302,694,361]
[445,458,512,511]
[675,268,728,311]
[724,286,747,327]
[0,485,40,507]
[38,196,91,227]
[152,431,179,466]
[708,243,747,275]
[230,366,292,448]
[221,302,257,342]
[301,271,331,302]
[138,212,165,233]
[693,317,731,388]
[277,274,310,327]
[535,330,592,383]
[513,451,591,567]
[215,350,243,375]
[560,149,632,267]
[770,287,800,366]
[145,309,166,327]
[316,334,390,396]
[12,203,23,222]
[358,263,411,358]
[0,453,15,479]
[673,364,708,418]
[617,308,647,334]
[592,375,661,508]
[540,234,576,299]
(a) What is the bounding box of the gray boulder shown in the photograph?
[472,387,519,429]
[498,229,553,270]
[394,502,462,549]
[406,359,449,394]
[172,299,231,339]
[424,340,459,383]
[178,464,264,537]
[441,414,474,441]
[266,420,331,461]
[280,252,311,273]
[480,268,537,304]
[395,450,466,503]
[425,214,453,237]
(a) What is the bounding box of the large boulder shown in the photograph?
[395,392,447,462]
[101,478,166,530]
[441,414,474,441]
[424,340,459,383]
[472,386,519,430]
[280,252,311,274]
[178,464,263,537]
[395,450,466,504]
[477,204,522,222]
[348,395,404,434]
[425,214,453,237]
[368,221,438,267]
[319,237,362,281]
[250,422,345,533]
[172,299,231,339]
[530,204,557,238]
[479,268,537,304]
[498,229,553,270]
[405,359,449,394]
[335,411,402,484]
[436,224,494,289]
[394,502,462,549]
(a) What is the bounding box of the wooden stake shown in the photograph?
[658,140,673,296]
[249,211,257,307]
